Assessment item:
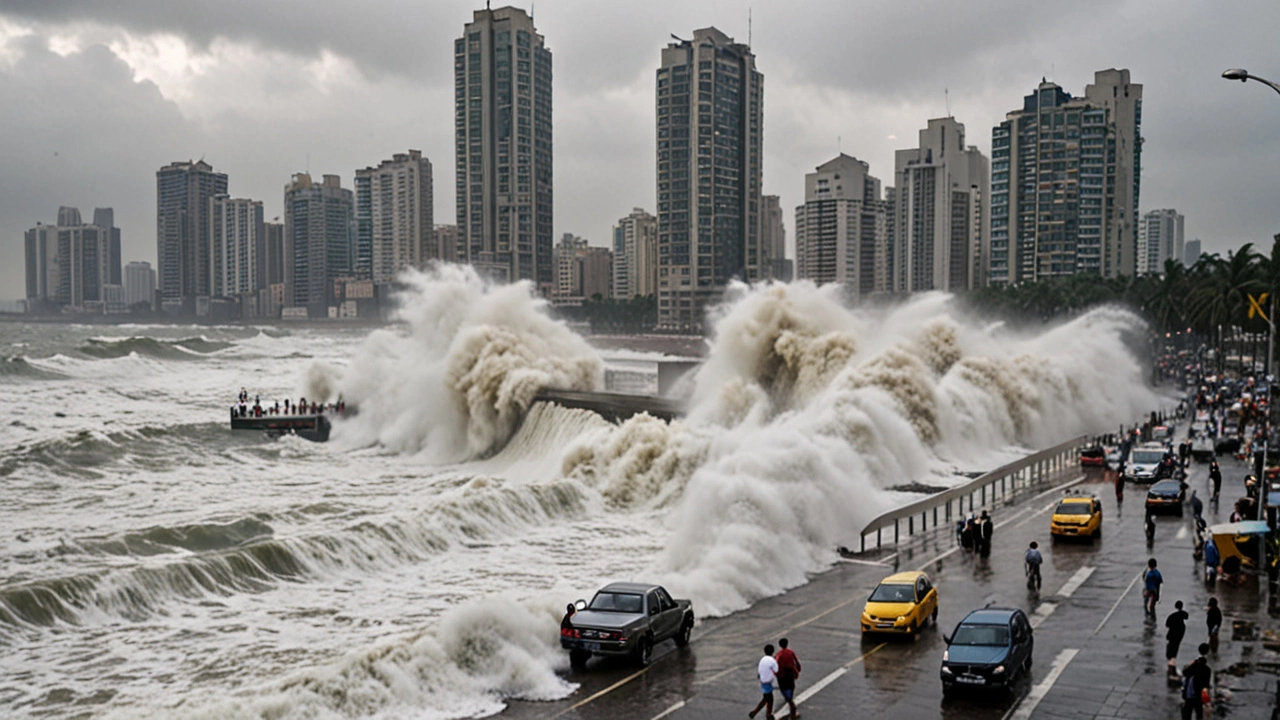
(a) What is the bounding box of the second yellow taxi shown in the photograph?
[1049,495,1102,541]
[860,570,938,636]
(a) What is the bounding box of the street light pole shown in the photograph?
[1222,68,1280,97]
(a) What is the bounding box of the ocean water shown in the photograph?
[0,266,1158,718]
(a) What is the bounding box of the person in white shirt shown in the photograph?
[749,643,779,720]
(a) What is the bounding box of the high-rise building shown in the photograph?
[55,225,111,308]
[355,150,435,284]
[612,207,657,300]
[24,224,57,303]
[57,206,82,227]
[760,195,789,281]
[889,117,990,292]
[435,224,459,264]
[284,173,354,317]
[125,261,156,307]
[156,160,229,310]
[794,154,887,296]
[1137,208,1185,276]
[264,222,286,286]
[1183,238,1202,268]
[454,6,553,289]
[990,69,1142,285]
[210,195,266,299]
[552,234,612,303]
[656,27,764,331]
[92,208,122,286]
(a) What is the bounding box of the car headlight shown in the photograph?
[993,665,1005,675]
[942,650,949,662]
[896,616,905,623]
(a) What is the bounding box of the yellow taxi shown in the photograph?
[860,570,938,636]
[1049,495,1103,541]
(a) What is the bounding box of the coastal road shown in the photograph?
[501,454,1271,719]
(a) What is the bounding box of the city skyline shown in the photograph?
[1,1,1278,300]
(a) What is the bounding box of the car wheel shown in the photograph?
[635,637,652,667]
[674,620,692,648]
[569,649,590,670]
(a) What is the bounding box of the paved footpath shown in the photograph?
[501,455,1279,720]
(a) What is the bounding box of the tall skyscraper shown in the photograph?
[454,6,553,289]
[435,224,459,264]
[55,224,111,308]
[990,69,1142,285]
[284,173,354,317]
[210,195,266,299]
[760,195,789,281]
[264,222,286,287]
[656,27,763,332]
[552,234,611,302]
[156,160,229,310]
[24,224,56,303]
[794,154,887,295]
[92,208,122,286]
[612,207,657,300]
[125,261,156,307]
[356,150,435,284]
[889,117,990,292]
[1138,208,1185,276]
[1183,238,1202,268]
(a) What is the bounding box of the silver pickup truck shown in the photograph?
[560,582,694,668]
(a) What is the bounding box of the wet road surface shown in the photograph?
[502,454,1276,719]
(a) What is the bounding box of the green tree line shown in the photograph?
[965,234,1280,336]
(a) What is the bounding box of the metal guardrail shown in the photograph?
[855,434,1090,554]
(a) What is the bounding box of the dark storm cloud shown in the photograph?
[2,0,1280,299]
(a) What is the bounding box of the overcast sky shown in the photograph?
[3,0,1279,301]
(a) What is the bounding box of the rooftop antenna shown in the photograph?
[945,88,951,117]
[838,135,842,154]
[748,7,752,46]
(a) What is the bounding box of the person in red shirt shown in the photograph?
[774,637,802,718]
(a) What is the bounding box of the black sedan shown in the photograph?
[1145,479,1186,515]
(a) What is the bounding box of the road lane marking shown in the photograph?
[1030,602,1056,629]
[1093,570,1144,636]
[1176,525,1189,540]
[1005,648,1079,720]
[775,642,887,718]
[836,556,894,567]
[553,668,649,717]
[1056,566,1095,598]
[650,700,684,719]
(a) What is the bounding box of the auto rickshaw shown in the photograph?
[1208,520,1270,571]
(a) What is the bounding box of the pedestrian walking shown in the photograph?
[1024,541,1043,591]
[1205,598,1222,653]
[1180,644,1213,719]
[774,638,801,719]
[750,644,778,720]
[978,510,993,559]
[1165,601,1189,673]
[1190,491,1203,521]
[1204,538,1220,584]
[960,519,974,553]
[1143,558,1164,616]
[1209,461,1222,503]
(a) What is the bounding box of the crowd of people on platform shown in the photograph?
[230,388,346,420]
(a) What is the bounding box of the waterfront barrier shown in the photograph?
[855,435,1090,554]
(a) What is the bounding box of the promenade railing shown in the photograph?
[855,435,1090,554]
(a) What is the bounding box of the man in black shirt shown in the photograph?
[1180,643,1212,719]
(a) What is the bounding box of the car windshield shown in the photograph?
[1132,450,1164,464]
[869,584,915,603]
[951,623,1010,646]
[1055,502,1093,515]
[1150,482,1181,494]
[588,592,644,613]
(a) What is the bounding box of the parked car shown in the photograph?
[860,571,939,636]
[940,607,1034,694]
[1190,434,1215,461]
[1146,479,1186,515]
[1049,495,1102,541]
[560,582,694,668]
[1079,446,1107,468]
